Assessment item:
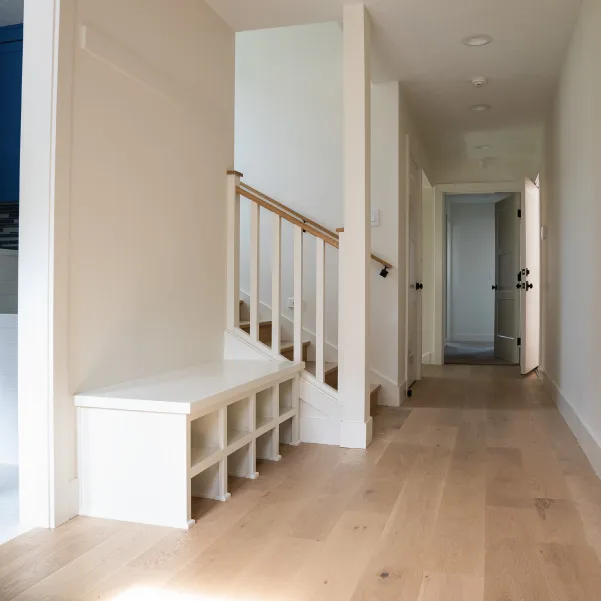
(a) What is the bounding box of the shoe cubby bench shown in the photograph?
[74,360,303,529]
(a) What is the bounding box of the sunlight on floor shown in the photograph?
[111,587,229,601]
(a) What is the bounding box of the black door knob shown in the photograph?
[492,285,497,290]
[516,283,522,289]
[527,282,533,290]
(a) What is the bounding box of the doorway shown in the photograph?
[444,192,519,366]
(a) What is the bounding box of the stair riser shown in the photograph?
[240,323,273,345]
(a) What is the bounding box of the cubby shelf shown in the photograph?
[75,359,303,529]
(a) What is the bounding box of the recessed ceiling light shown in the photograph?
[462,34,493,47]
[470,104,492,112]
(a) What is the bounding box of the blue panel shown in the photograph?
[0,24,24,203]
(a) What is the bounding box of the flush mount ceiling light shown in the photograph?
[462,34,493,47]
[470,103,492,112]
[476,144,492,150]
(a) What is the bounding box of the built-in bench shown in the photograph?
[75,359,303,529]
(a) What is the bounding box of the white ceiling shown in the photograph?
[0,0,23,26]
[207,0,583,177]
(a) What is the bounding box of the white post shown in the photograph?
[272,214,282,354]
[250,201,260,341]
[338,4,372,449]
[293,226,304,362]
[315,237,326,382]
[226,171,242,331]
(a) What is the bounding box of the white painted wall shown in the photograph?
[541,0,601,475]
[20,0,234,528]
[69,0,234,393]
[446,200,495,343]
[235,23,343,348]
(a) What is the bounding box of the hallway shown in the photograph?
[2,366,601,600]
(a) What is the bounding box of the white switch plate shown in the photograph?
[371,208,380,226]
[287,297,294,309]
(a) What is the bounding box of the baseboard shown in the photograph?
[370,368,402,407]
[299,415,340,446]
[448,335,494,343]
[539,368,601,479]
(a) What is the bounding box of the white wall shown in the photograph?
[446,200,495,343]
[20,0,234,527]
[235,23,343,348]
[541,0,601,474]
[69,0,234,392]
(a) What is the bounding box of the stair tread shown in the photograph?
[239,320,272,328]
[305,361,338,377]
[280,340,310,352]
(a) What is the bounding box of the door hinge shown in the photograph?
[517,209,522,218]
[517,337,522,346]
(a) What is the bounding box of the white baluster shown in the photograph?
[250,201,260,342]
[226,171,241,330]
[272,214,281,355]
[293,225,303,362]
[315,237,326,382]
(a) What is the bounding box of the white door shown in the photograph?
[407,157,421,389]
[520,179,541,374]
[494,194,520,364]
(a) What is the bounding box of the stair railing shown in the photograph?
[226,170,392,385]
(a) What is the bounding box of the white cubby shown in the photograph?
[256,427,280,462]
[227,397,252,448]
[190,410,223,476]
[279,379,294,417]
[280,417,294,445]
[256,386,277,429]
[75,360,303,529]
[228,442,256,479]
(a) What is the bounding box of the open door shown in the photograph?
[406,156,421,391]
[520,179,541,374]
[494,194,520,364]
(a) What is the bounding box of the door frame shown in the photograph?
[404,136,423,393]
[432,182,526,365]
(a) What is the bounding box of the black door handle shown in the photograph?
[516,283,522,289]
[492,285,497,290]
[415,283,423,290]
[526,282,533,290]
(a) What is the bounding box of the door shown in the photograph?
[406,156,421,389]
[494,194,520,364]
[520,179,541,374]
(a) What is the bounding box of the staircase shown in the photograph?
[226,171,385,445]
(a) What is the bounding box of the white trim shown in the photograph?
[422,352,432,364]
[340,417,373,449]
[539,369,601,478]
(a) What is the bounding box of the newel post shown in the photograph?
[226,170,242,330]
[338,4,372,449]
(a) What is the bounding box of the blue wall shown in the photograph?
[0,24,23,203]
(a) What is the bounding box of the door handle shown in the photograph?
[526,282,533,290]
[516,283,523,289]
[415,282,423,290]
[492,285,497,290]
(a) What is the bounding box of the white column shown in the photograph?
[226,171,241,331]
[338,4,372,449]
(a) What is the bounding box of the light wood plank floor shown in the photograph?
[3,365,601,601]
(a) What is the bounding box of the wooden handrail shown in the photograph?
[236,180,393,270]
[240,182,338,243]
[237,187,339,249]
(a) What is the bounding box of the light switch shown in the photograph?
[371,208,380,226]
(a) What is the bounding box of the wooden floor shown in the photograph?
[3,365,601,601]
